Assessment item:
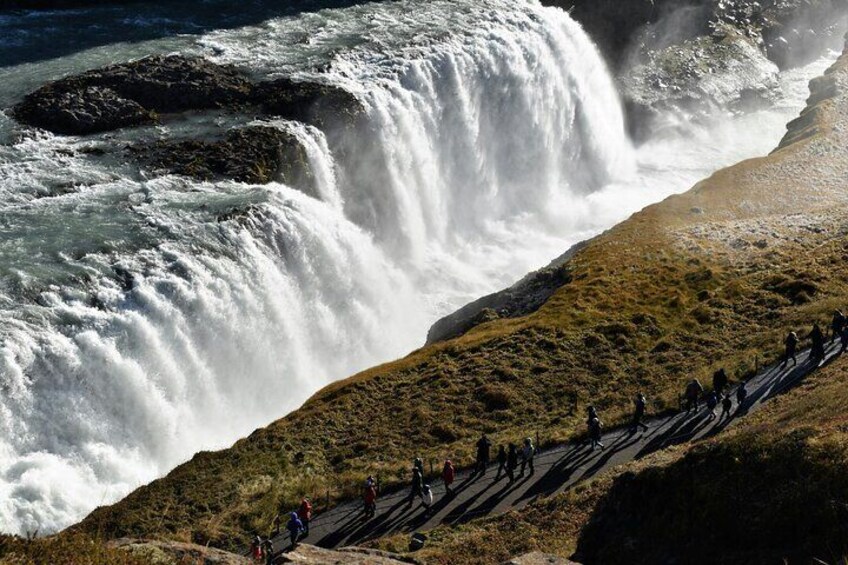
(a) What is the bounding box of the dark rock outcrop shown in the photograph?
[254,77,366,130]
[426,241,587,344]
[136,125,314,189]
[13,55,253,135]
[12,54,367,138]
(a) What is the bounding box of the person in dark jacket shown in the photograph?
[287,512,303,549]
[736,380,748,409]
[706,391,719,420]
[809,323,825,363]
[684,380,703,414]
[406,467,424,507]
[720,394,733,420]
[712,368,728,396]
[589,416,604,450]
[782,331,799,367]
[840,324,848,354]
[506,443,518,483]
[495,445,507,481]
[413,457,424,477]
[261,538,274,565]
[831,310,845,343]
[475,434,492,476]
[630,393,649,433]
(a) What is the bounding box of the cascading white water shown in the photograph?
[0,0,835,535]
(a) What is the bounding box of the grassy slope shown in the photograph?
[0,534,148,565]
[76,42,848,554]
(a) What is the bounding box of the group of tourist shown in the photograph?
[248,313,842,560]
[249,497,312,563]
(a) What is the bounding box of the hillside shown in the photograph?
[71,36,848,558]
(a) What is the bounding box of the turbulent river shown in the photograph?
[0,0,839,535]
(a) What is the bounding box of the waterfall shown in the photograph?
[4,0,778,534]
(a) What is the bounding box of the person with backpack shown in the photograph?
[406,466,424,507]
[506,443,518,483]
[475,434,492,476]
[363,477,378,519]
[684,379,704,414]
[810,323,825,363]
[782,331,799,367]
[442,460,456,495]
[720,394,733,420]
[736,380,748,408]
[286,512,303,549]
[712,368,728,396]
[297,497,312,537]
[494,445,507,481]
[706,391,719,420]
[519,438,535,476]
[421,484,433,511]
[630,393,649,433]
[831,310,845,343]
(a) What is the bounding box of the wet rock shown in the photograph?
[621,31,779,137]
[254,77,366,129]
[14,85,153,135]
[14,55,253,135]
[136,125,314,190]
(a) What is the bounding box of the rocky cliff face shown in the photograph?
[547,0,847,136]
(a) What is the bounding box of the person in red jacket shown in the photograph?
[442,460,456,496]
[363,477,378,519]
[297,497,312,537]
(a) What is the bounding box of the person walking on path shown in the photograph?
[495,445,507,481]
[271,513,281,537]
[831,310,845,343]
[706,391,719,420]
[589,415,605,450]
[297,497,312,537]
[506,443,518,483]
[809,323,826,363]
[840,323,848,354]
[250,535,263,562]
[712,368,728,396]
[406,466,424,507]
[474,434,492,476]
[630,393,649,433]
[260,538,274,565]
[782,331,799,367]
[413,457,424,477]
[363,477,378,519]
[684,379,704,414]
[442,460,456,495]
[286,512,304,549]
[736,380,748,408]
[421,484,433,512]
[519,438,535,476]
[720,394,733,420]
